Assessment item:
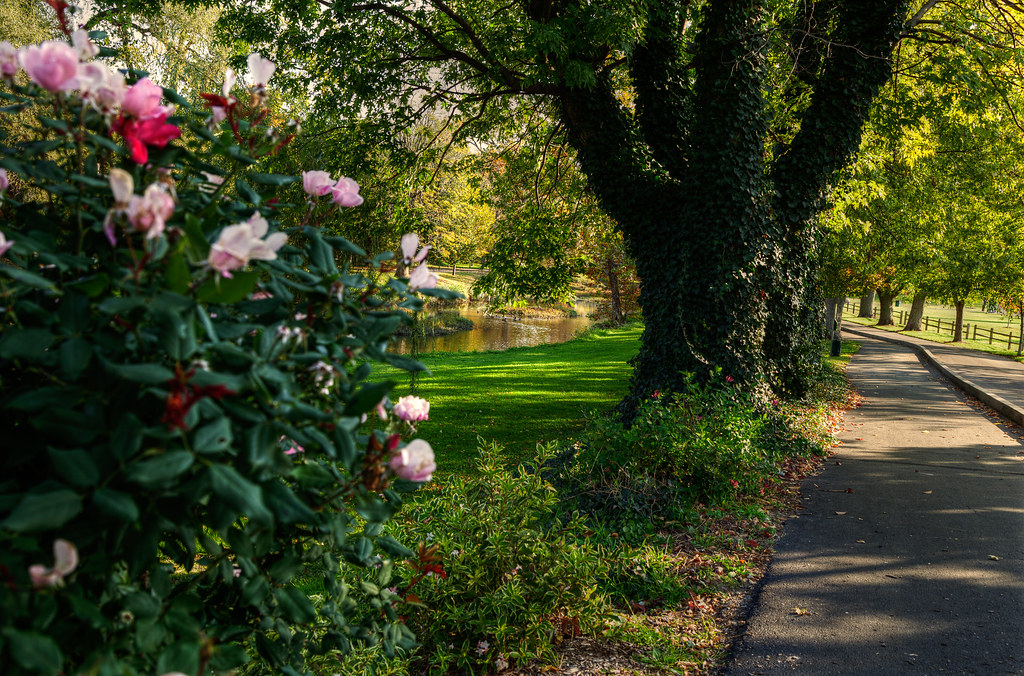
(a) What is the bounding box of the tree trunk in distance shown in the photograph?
[904,292,926,331]
[858,290,875,318]
[877,291,897,325]
[606,256,623,325]
[981,298,988,312]
[824,298,839,336]
[953,300,965,342]
[1018,308,1023,356]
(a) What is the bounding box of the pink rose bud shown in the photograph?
[394,395,430,422]
[0,41,19,78]
[302,170,334,197]
[0,167,8,192]
[20,40,79,92]
[389,439,436,482]
[331,176,363,207]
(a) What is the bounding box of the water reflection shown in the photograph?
[393,302,596,354]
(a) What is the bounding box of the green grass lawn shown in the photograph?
[379,323,642,475]
[842,303,1024,364]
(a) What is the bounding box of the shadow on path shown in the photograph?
[723,337,1024,675]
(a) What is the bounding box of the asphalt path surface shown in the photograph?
[725,336,1024,675]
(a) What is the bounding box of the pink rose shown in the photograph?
[29,539,79,589]
[330,176,363,207]
[408,262,439,291]
[20,41,79,92]
[394,395,429,422]
[208,212,287,278]
[302,170,333,197]
[389,439,436,482]
[0,41,19,78]
[126,183,175,239]
[121,77,164,119]
[0,167,8,192]
[78,61,126,115]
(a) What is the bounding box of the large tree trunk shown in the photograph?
[877,290,897,325]
[904,292,926,331]
[858,290,875,318]
[953,300,965,342]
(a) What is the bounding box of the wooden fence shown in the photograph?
[841,301,1022,350]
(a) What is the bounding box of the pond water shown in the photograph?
[393,301,596,354]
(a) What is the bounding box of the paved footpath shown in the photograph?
[724,333,1024,675]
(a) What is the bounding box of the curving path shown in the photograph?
[724,334,1024,675]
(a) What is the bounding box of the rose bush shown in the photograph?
[0,12,453,675]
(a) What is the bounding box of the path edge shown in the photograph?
[843,326,1024,427]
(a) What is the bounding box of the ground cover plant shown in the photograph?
[0,18,455,674]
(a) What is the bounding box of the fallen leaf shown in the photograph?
[856,539,866,544]
[922,491,932,494]
[989,555,1001,561]
[835,511,847,515]
[793,607,810,616]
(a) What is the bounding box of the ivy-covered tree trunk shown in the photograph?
[904,292,926,330]
[550,0,909,410]
[859,290,876,318]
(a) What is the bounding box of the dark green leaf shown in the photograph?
[196,270,260,304]
[124,451,193,486]
[208,464,272,524]
[92,488,139,521]
[275,586,316,624]
[2,489,82,532]
[2,629,62,675]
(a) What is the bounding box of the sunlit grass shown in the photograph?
[377,323,642,475]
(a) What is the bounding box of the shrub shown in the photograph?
[554,371,813,526]
[386,441,612,675]
[0,17,453,675]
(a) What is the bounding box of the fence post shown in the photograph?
[1010,332,1014,350]
[964,323,969,340]
[990,327,995,345]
